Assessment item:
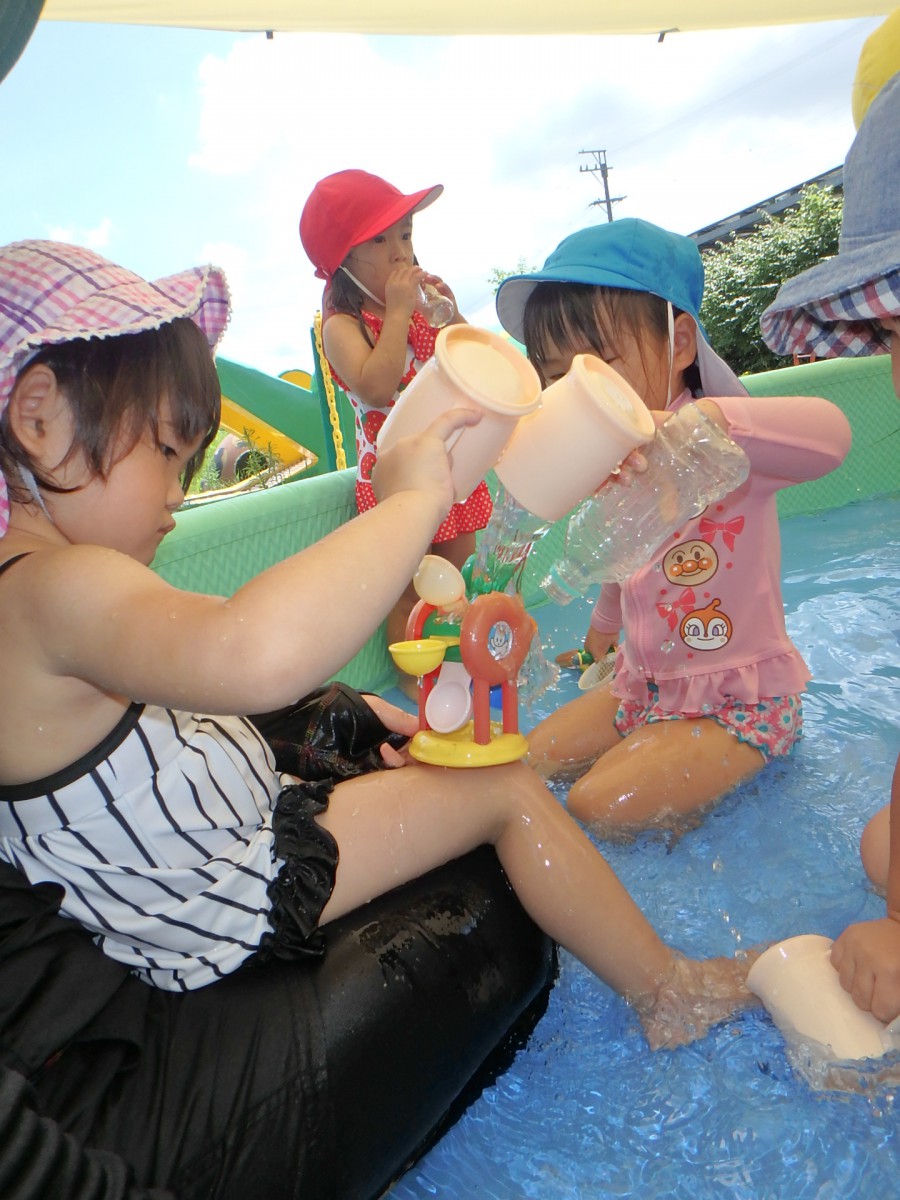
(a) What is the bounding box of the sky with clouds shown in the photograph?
[0,14,883,376]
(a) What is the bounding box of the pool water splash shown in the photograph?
[468,485,552,598]
[780,1035,900,1096]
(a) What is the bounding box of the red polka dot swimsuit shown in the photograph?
[327,309,493,542]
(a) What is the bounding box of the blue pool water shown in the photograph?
[386,494,900,1200]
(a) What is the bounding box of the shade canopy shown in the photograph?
[40,1,894,36]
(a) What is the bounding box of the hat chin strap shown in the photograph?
[18,464,54,524]
[339,265,386,308]
[665,301,675,409]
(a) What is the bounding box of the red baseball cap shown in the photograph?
[299,169,443,280]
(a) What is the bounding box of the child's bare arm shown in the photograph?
[323,266,422,406]
[23,408,482,718]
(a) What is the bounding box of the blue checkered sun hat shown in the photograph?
[495,217,746,397]
[761,70,900,359]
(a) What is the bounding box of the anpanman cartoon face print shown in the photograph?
[662,540,718,587]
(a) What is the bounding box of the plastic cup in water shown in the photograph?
[747,934,900,1062]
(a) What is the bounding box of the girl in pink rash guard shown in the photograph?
[496,219,851,836]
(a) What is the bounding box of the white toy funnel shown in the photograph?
[747,934,900,1062]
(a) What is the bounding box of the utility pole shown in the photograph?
[578,150,625,222]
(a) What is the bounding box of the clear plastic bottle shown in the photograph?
[541,403,751,603]
[417,283,456,329]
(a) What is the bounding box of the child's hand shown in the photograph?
[585,627,616,663]
[831,917,900,1024]
[384,265,425,320]
[360,695,418,767]
[605,410,670,487]
[604,447,650,488]
[372,406,482,509]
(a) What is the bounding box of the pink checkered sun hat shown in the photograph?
[0,240,231,537]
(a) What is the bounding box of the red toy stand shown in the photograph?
[389,592,536,768]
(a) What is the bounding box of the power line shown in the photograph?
[612,20,880,161]
[578,150,625,221]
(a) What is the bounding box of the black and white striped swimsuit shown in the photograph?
[0,555,287,991]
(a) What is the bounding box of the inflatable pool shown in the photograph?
[385,490,899,1200]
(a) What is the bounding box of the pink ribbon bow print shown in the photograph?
[656,588,696,631]
[698,515,744,551]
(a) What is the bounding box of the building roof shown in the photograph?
[689,165,844,251]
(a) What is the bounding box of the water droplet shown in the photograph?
[660,640,675,654]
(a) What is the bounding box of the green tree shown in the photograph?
[700,185,843,376]
[487,258,540,293]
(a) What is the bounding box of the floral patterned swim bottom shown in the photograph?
[614,686,804,760]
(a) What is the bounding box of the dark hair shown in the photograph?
[0,318,221,503]
[522,282,702,395]
[327,268,376,349]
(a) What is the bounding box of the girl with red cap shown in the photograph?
[300,170,493,658]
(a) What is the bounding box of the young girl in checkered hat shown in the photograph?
[300,170,493,659]
[0,240,759,1049]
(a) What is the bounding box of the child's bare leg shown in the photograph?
[861,804,890,893]
[564,717,763,831]
[566,718,764,832]
[316,760,755,1047]
[527,684,623,780]
[860,753,899,893]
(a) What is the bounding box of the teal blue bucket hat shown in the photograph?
[496,217,746,397]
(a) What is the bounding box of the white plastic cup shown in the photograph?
[495,354,656,522]
[747,934,900,1061]
[376,325,542,503]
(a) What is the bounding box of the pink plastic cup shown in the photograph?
[376,326,542,503]
[494,354,656,522]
